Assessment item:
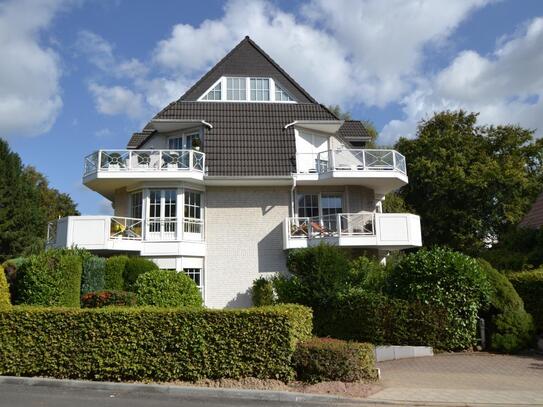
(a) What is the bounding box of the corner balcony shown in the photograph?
[83,149,205,199]
[283,212,422,250]
[47,216,205,257]
[295,149,408,194]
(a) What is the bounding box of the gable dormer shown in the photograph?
[181,36,316,103]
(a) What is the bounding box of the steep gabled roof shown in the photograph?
[180,36,317,103]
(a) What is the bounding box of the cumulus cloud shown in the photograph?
[88,83,145,119]
[380,17,543,144]
[0,0,68,138]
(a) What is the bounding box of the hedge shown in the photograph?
[135,270,202,308]
[0,304,312,381]
[124,257,158,291]
[314,289,450,350]
[81,290,137,308]
[0,266,11,310]
[14,250,82,307]
[81,256,106,295]
[104,256,127,291]
[294,338,377,383]
[509,270,543,333]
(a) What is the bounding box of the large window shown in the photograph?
[322,194,343,230]
[184,190,202,234]
[226,77,246,101]
[202,82,221,100]
[250,78,270,101]
[297,194,319,218]
[130,191,143,219]
[148,189,177,237]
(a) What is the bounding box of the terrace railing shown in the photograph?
[288,212,375,239]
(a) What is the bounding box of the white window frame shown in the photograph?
[295,192,343,219]
[197,76,297,103]
[274,81,294,102]
[226,77,247,101]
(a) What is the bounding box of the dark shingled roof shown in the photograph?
[338,120,372,141]
[127,131,154,149]
[180,36,316,104]
[520,192,543,229]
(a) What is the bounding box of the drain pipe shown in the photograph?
[290,176,297,217]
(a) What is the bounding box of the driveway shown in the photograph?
[369,352,543,406]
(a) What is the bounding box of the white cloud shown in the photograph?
[380,17,543,144]
[88,83,145,119]
[0,0,68,138]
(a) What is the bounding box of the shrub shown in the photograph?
[294,338,377,383]
[314,289,450,349]
[135,270,202,308]
[251,277,275,306]
[104,256,127,291]
[2,258,25,300]
[490,308,534,353]
[14,250,82,307]
[385,247,491,349]
[477,259,524,314]
[81,256,106,295]
[0,304,312,381]
[348,256,388,292]
[81,290,137,308]
[124,257,158,291]
[0,266,11,310]
[509,270,543,333]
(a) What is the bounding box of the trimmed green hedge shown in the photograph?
[294,338,377,383]
[14,250,82,307]
[104,256,127,291]
[314,289,450,349]
[0,304,312,381]
[81,290,137,308]
[135,270,202,308]
[509,270,543,333]
[0,266,11,310]
[124,257,158,291]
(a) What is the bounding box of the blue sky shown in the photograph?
[1,0,543,216]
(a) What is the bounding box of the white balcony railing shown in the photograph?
[84,149,205,176]
[296,149,406,174]
[288,213,375,239]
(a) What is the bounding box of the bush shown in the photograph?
[509,270,543,333]
[135,270,202,308]
[314,289,450,349]
[294,338,377,383]
[251,277,275,306]
[0,304,312,381]
[0,266,11,310]
[104,256,127,291]
[348,256,388,292]
[2,258,25,300]
[14,250,82,307]
[490,308,534,353]
[124,257,158,291]
[385,247,491,349]
[81,290,137,308]
[477,259,524,314]
[81,256,106,295]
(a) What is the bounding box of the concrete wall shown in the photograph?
[204,186,290,308]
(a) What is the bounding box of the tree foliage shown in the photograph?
[0,139,78,261]
[396,111,543,255]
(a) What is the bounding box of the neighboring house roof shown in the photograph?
[520,191,543,229]
[180,36,317,104]
[126,36,372,176]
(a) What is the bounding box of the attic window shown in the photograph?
[250,78,270,101]
[226,77,246,101]
[275,83,294,101]
[202,82,222,100]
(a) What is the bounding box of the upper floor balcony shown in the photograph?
[83,149,205,199]
[295,149,408,193]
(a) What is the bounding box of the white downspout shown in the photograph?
[290,176,297,217]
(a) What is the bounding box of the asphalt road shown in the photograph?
[0,383,370,407]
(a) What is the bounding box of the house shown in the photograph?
[47,36,422,308]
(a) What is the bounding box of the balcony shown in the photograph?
[295,149,408,193]
[83,149,205,199]
[283,212,422,250]
[47,216,205,257]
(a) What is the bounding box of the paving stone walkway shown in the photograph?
[368,352,543,406]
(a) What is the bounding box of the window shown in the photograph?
[275,83,294,101]
[202,82,221,100]
[184,268,202,289]
[226,77,246,100]
[148,189,177,236]
[184,190,202,234]
[322,194,343,230]
[297,194,319,218]
[250,78,270,101]
[130,191,143,219]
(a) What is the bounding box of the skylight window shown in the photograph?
[202,82,222,100]
[226,77,246,100]
[250,78,270,101]
[275,83,294,102]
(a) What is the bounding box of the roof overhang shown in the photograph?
[150,119,213,133]
[284,120,344,134]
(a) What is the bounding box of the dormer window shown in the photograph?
[199,77,296,103]
[202,82,221,100]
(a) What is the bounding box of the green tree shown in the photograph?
[396,111,543,255]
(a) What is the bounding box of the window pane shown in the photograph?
[202,82,221,100]
[130,192,142,219]
[297,194,319,218]
[250,78,270,101]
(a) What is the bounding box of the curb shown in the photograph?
[0,375,379,405]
